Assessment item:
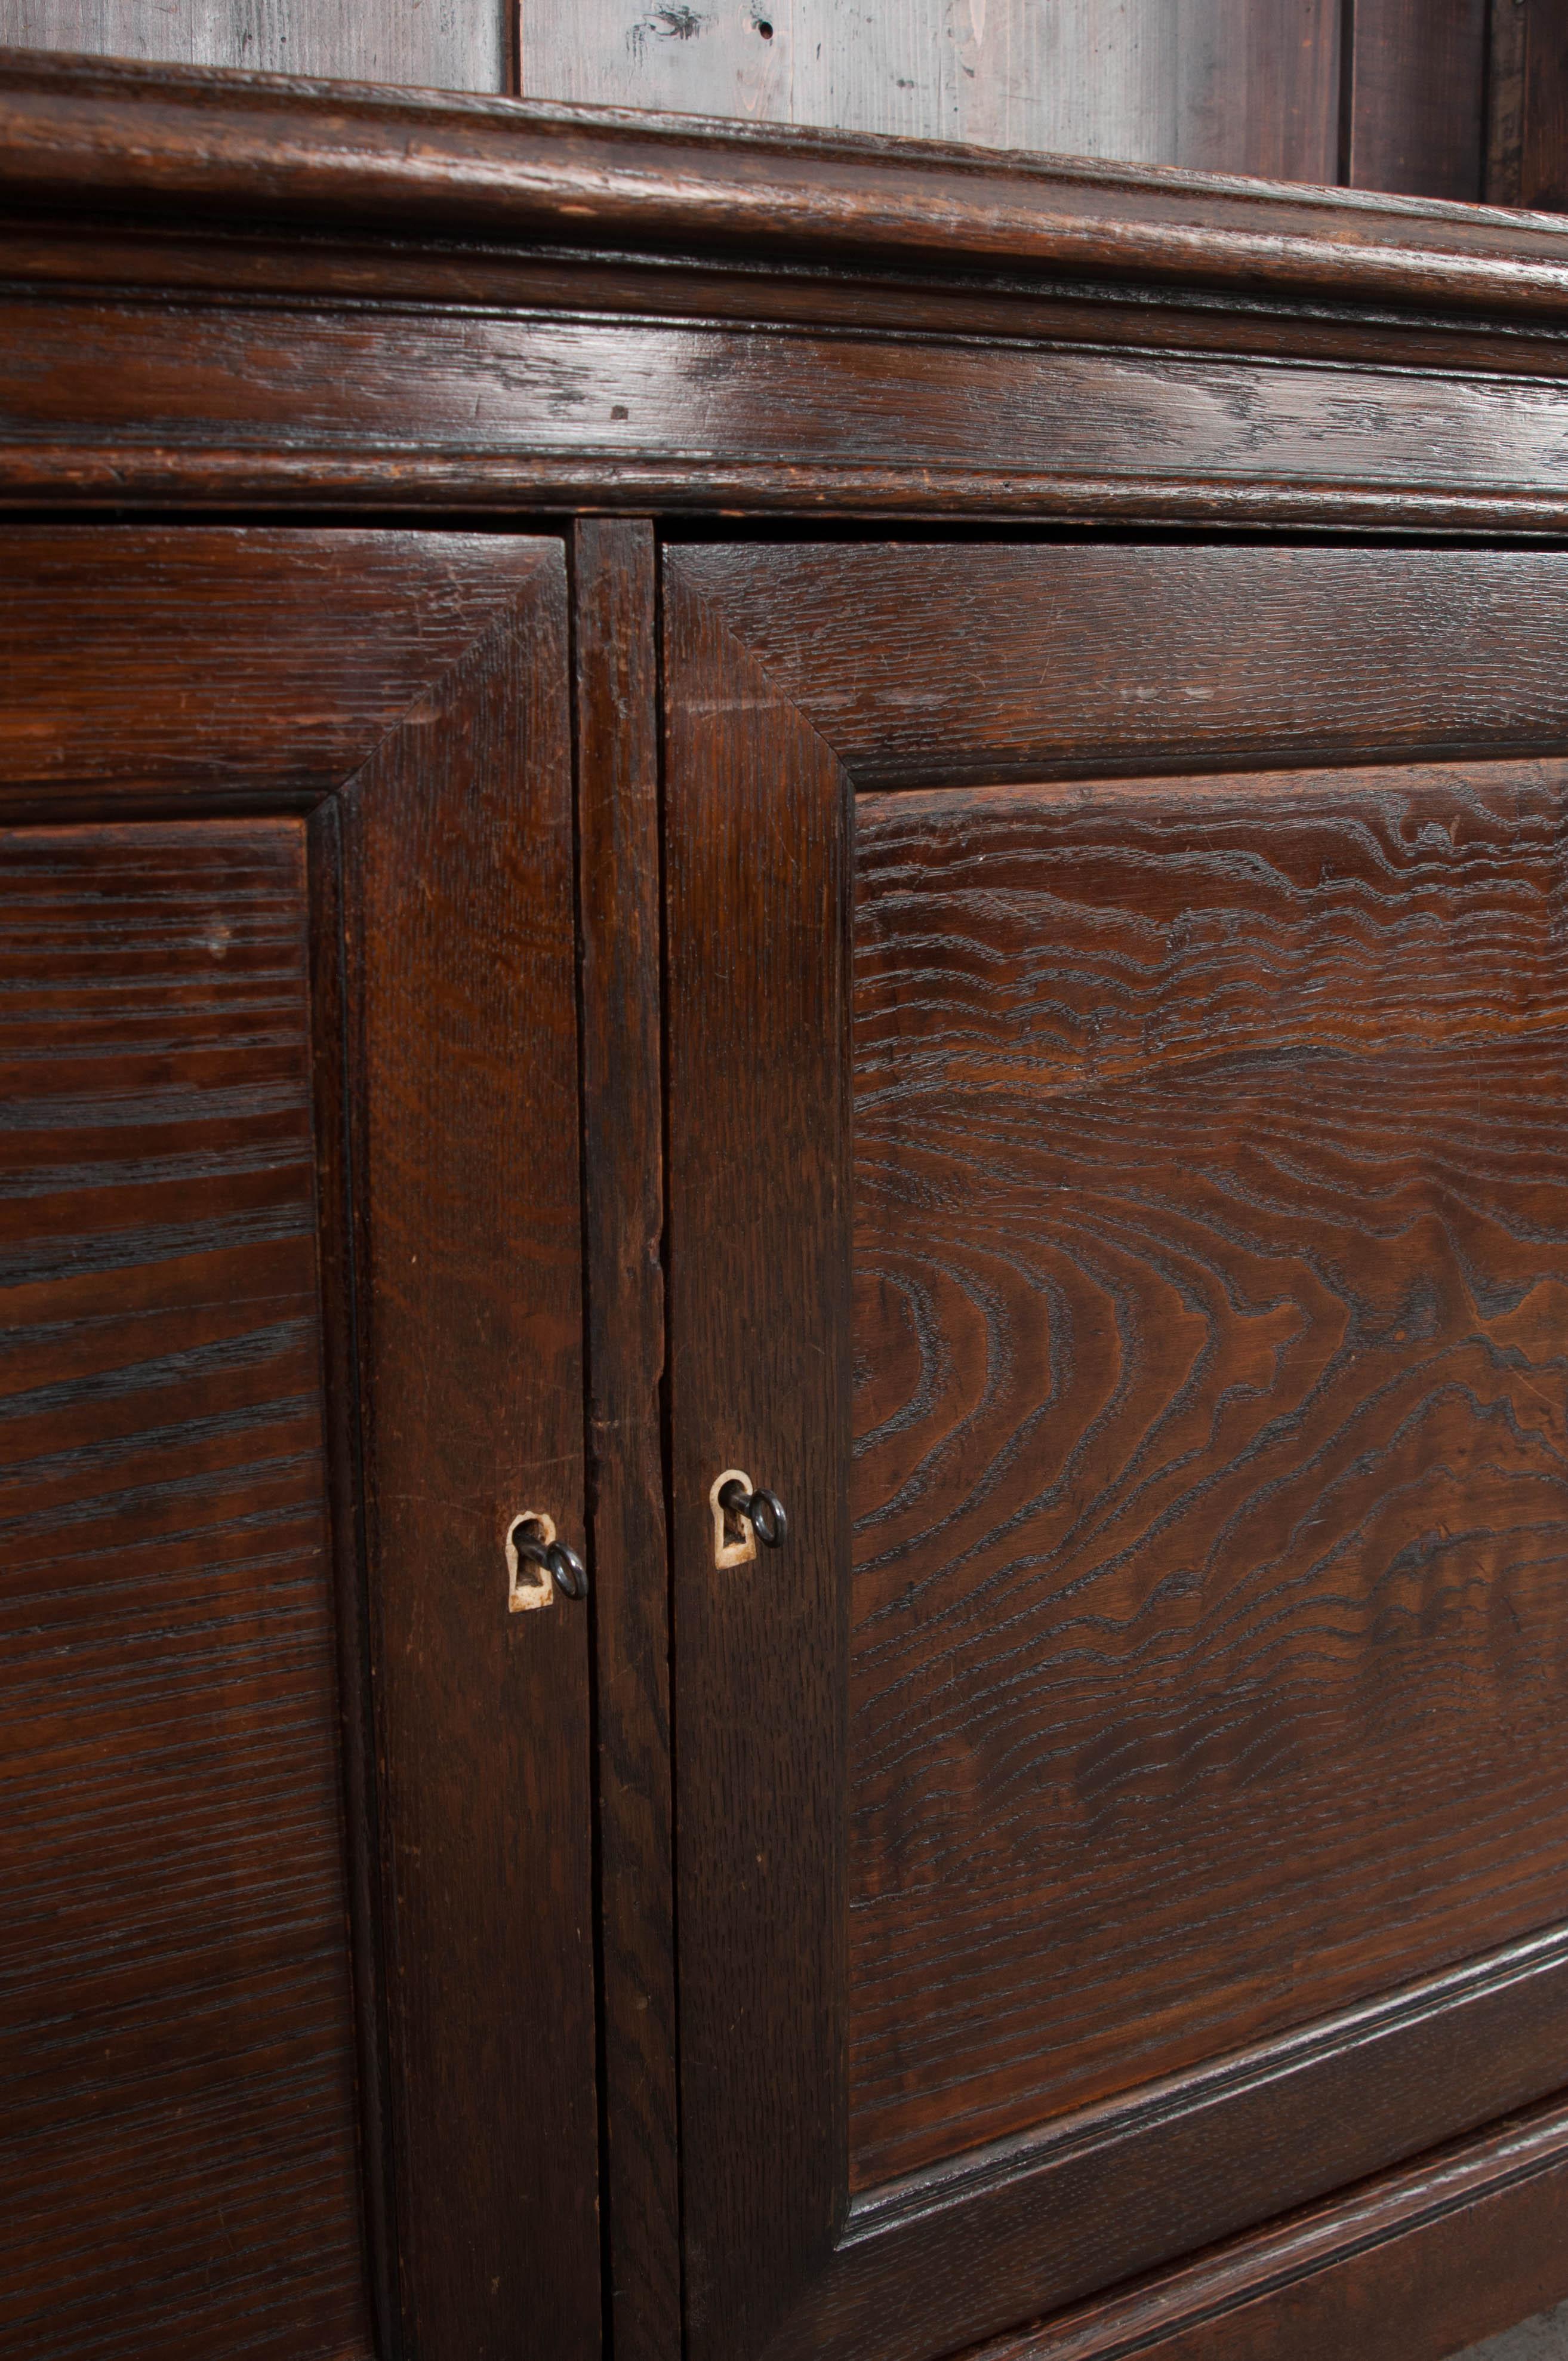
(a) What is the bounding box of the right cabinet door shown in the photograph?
[664,543,1568,2361]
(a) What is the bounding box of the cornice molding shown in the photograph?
[2,48,1568,321]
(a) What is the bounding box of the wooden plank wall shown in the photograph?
[0,0,509,91]
[0,0,1555,202]
[520,0,1351,183]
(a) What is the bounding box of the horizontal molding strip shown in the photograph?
[6,295,1568,520]
[5,52,1568,321]
[13,448,1568,528]
[846,1922,1568,2246]
[760,1924,1568,2358]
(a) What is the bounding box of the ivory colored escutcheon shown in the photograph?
[710,1469,758,1569]
[504,1510,557,1611]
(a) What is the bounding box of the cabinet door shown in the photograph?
[664,543,1568,2361]
[0,531,597,2361]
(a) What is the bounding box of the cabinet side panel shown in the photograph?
[0,818,373,2361]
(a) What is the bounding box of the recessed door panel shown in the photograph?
[0,820,368,2361]
[849,764,1568,2186]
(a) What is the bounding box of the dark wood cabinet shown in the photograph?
[4,51,1568,2361]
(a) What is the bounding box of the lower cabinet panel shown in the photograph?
[666,542,1568,2361]
[0,821,371,2361]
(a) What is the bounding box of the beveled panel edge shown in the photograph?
[14,451,1568,532]
[4,51,1568,322]
[0,525,565,820]
[843,1921,1568,2245]
[958,2094,1568,2361]
[763,1924,1568,2360]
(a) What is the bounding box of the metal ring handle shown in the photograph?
[718,1478,788,1550]
[546,1541,589,1600]
[516,1523,589,1600]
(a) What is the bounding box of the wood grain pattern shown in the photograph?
[332,539,602,2361]
[517,0,1339,182]
[0,2,507,91]
[572,516,680,2361]
[848,757,1568,2184]
[0,528,553,818]
[671,546,1568,789]
[1344,0,1487,200]
[0,527,597,2360]
[1517,0,1568,212]
[961,2095,1568,2361]
[19,301,1568,530]
[0,820,372,2361]
[664,562,853,2361]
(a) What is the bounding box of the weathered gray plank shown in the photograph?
[517,0,1338,180]
[0,0,507,91]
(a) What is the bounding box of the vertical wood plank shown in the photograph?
[1517,0,1568,208]
[517,0,1338,179]
[1172,0,1340,181]
[664,558,852,2361]
[308,793,402,2361]
[1486,0,1529,203]
[1345,0,1487,199]
[572,517,681,2361]
[340,547,601,2361]
[0,820,374,2361]
[0,1,508,92]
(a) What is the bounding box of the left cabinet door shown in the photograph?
[0,530,599,2361]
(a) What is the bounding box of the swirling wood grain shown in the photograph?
[849,760,1568,2188]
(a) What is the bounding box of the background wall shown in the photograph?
[0,4,1564,2359]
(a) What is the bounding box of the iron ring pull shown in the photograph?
[513,1519,589,1600]
[717,1477,788,1551]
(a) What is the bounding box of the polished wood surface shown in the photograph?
[664,559,853,2361]
[0,527,544,818]
[19,297,1568,529]
[671,546,1568,786]
[4,56,1568,2361]
[318,535,599,2361]
[7,60,1568,534]
[850,758,1568,2182]
[0,819,370,2360]
[664,541,1568,2361]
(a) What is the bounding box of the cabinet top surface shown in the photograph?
[4,45,1568,322]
